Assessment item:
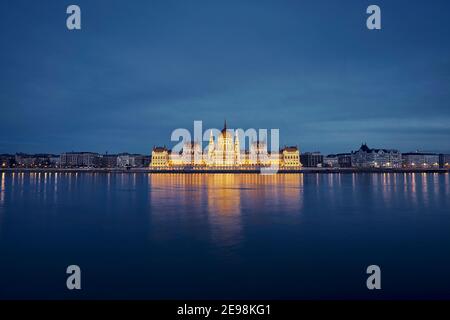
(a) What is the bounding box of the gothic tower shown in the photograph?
[234,130,240,165]
[207,130,215,166]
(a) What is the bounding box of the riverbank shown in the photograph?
[1,167,449,174]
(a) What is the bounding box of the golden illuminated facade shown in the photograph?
[150,147,169,168]
[207,121,241,167]
[182,142,203,166]
[281,147,301,167]
[150,121,302,169]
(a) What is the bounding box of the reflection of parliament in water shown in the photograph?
[149,174,304,247]
[151,121,302,169]
[149,174,304,214]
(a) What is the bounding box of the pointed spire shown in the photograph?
[209,129,214,143]
[224,119,227,131]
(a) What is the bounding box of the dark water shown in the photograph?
[0,172,449,299]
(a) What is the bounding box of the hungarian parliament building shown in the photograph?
[151,122,301,169]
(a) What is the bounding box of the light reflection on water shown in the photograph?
[0,172,449,299]
[1,172,448,216]
[0,172,5,205]
[148,174,305,249]
[1,172,448,215]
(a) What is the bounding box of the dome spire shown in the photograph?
[221,119,229,135]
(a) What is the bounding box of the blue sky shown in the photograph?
[1,0,449,154]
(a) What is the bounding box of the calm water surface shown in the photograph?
[0,172,449,299]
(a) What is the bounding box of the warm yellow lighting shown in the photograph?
[150,122,302,169]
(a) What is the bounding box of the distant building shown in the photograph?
[402,152,439,168]
[92,153,150,168]
[49,155,60,167]
[268,151,281,167]
[337,153,352,168]
[60,152,101,167]
[133,154,151,167]
[117,153,135,168]
[14,153,59,168]
[249,141,269,166]
[182,142,203,166]
[300,152,323,168]
[101,154,118,168]
[150,121,302,169]
[241,151,251,166]
[0,154,15,168]
[323,154,339,168]
[322,153,352,168]
[206,122,241,167]
[280,146,301,168]
[351,143,401,168]
[439,154,450,169]
[15,153,35,167]
[115,153,149,168]
[151,147,169,168]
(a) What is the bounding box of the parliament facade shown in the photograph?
[151,122,301,169]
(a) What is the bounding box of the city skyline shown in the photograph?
[1,0,450,155]
[2,140,449,170]
[1,135,450,155]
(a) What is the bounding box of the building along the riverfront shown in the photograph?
[440,154,450,168]
[150,122,301,169]
[402,152,440,169]
[351,143,402,168]
[59,152,150,168]
[60,152,101,167]
[300,152,324,168]
[1,135,448,171]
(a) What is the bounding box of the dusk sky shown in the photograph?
[1,0,449,155]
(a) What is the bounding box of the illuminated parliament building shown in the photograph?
[151,122,301,169]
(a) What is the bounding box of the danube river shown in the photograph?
[0,172,449,299]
